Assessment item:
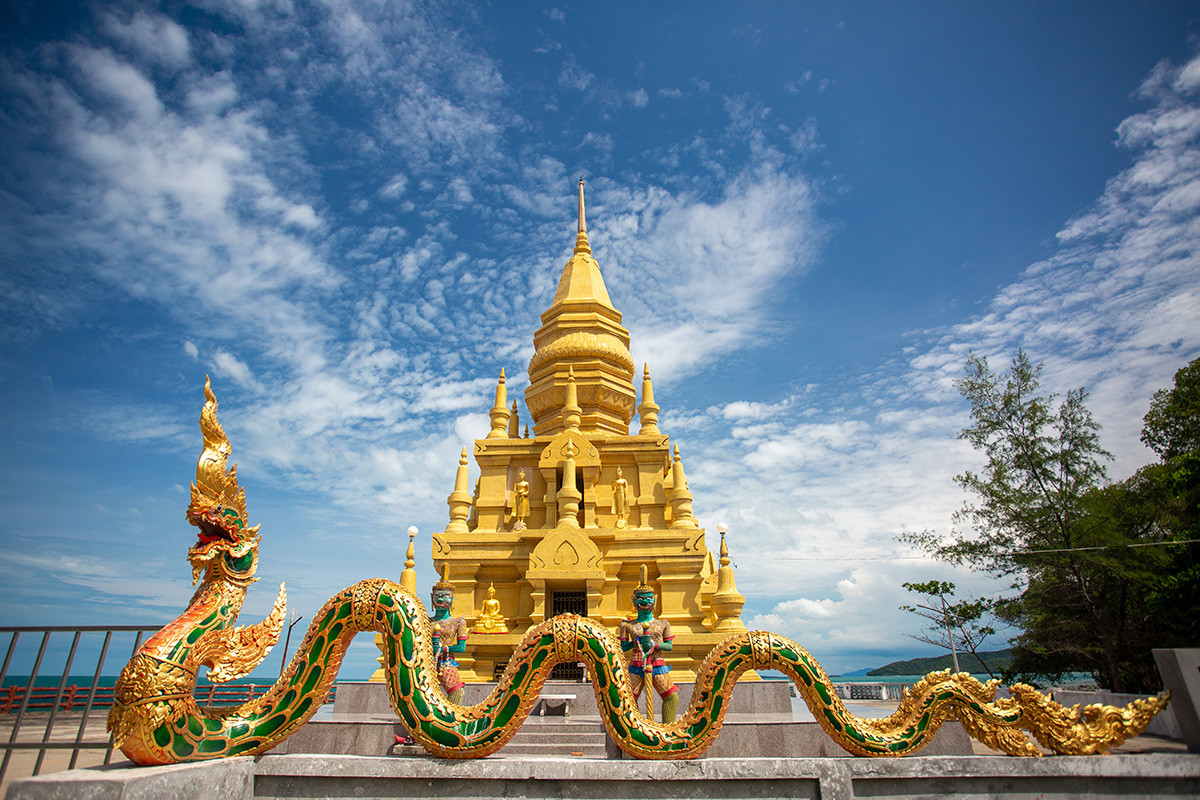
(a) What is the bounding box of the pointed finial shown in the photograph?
[400,526,418,593]
[524,424,530,438]
[578,177,587,234]
[638,362,660,435]
[507,399,520,438]
[563,366,582,430]
[574,178,591,255]
[488,368,511,438]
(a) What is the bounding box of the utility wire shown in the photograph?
[768,537,1200,562]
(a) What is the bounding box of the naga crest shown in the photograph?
[186,377,260,586]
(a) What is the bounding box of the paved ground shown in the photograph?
[2,700,1190,795]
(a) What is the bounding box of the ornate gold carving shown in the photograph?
[527,331,636,377]
[552,614,579,662]
[190,583,286,682]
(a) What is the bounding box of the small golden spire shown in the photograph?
[711,523,747,634]
[400,526,418,594]
[574,177,591,255]
[669,444,697,529]
[487,368,510,439]
[507,399,520,438]
[446,447,472,533]
[638,362,660,435]
[563,366,582,431]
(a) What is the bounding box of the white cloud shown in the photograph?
[558,58,594,91]
[102,10,192,69]
[212,350,264,393]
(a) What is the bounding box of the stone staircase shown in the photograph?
[500,717,608,758]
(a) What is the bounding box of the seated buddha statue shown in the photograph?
[474,582,508,634]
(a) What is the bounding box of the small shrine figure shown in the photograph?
[429,565,468,703]
[611,467,629,529]
[618,565,678,723]
[473,582,508,634]
[512,470,530,531]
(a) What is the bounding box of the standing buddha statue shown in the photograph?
[618,565,678,723]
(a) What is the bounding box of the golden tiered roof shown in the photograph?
[419,180,747,683]
[526,181,636,437]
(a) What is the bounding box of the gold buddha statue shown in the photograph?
[473,582,508,634]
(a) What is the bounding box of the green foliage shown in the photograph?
[901,352,1200,694]
[867,649,1013,677]
[900,581,999,678]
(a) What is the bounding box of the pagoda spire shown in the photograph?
[525,181,636,436]
[487,369,510,439]
[710,524,747,634]
[638,363,660,435]
[575,177,591,255]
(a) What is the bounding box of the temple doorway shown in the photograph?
[550,589,587,681]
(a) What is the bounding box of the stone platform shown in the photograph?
[268,680,973,759]
[8,753,1200,800]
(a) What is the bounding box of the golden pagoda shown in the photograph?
[432,180,748,682]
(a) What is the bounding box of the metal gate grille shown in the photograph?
[550,592,586,681]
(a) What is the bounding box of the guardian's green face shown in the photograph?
[432,589,454,610]
[633,590,655,611]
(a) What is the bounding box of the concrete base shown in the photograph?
[5,757,254,800]
[1155,648,1200,753]
[10,753,1199,800]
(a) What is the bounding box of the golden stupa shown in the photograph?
[430,180,748,682]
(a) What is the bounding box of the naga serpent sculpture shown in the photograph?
[108,379,1168,764]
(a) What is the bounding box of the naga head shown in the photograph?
[185,377,260,588]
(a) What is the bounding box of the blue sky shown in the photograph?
[1,1,1198,680]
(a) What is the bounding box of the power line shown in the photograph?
[770,538,1200,562]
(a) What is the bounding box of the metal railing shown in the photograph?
[0,624,162,788]
[0,625,321,789]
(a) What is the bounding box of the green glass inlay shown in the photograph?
[254,713,287,738]
[823,709,843,732]
[227,550,252,572]
[334,602,352,621]
[495,694,520,728]
[302,664,323,695]
[152,725,171,747]
[424,721,463,748]
[412,685,430,716]
[630,726,654,747]
[916,716,928,733]
[187,716,202,737]
[197,736,227,755]
[203,718,223,733]
[171,735,193,759]
[814,681,831,704]
[400,626,414,660]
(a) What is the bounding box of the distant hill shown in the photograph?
[867,649,1013,677]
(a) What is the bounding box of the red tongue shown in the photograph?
[197,530,223,544]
